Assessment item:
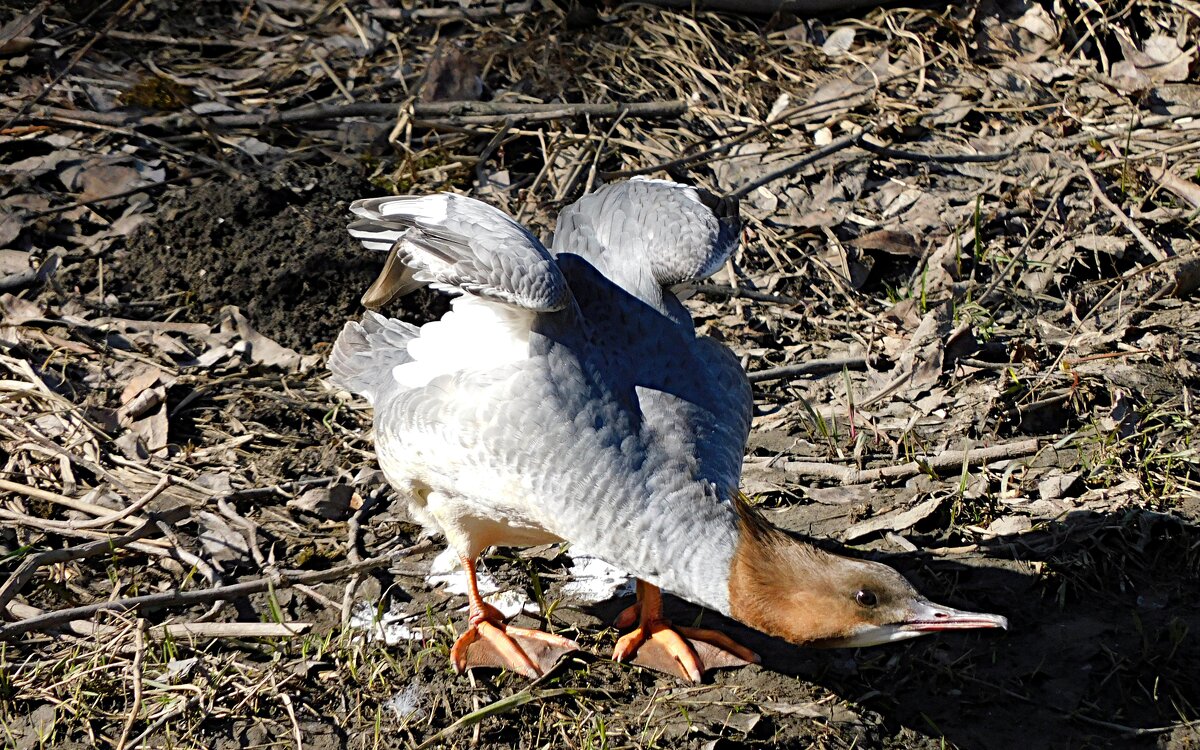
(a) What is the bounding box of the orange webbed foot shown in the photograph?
[450,595,579,679]
[612,582,759,682]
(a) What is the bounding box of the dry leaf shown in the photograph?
[288,485,357,521]
[843,496,943,541]
[196,510,252,572]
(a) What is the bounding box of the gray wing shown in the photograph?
[692,336,753,492]
[553,178,740,292]
[349,194,571,312]
[636,335,752,495]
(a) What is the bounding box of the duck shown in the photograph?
[328,178,1007,682]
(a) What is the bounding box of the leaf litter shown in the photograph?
[1,1,1199,749]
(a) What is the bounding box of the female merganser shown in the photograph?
[329,179,1007,681]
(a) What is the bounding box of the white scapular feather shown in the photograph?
[393,296,533,389]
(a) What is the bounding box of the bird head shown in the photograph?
[727,500,1007,647]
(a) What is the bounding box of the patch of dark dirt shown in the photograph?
[70,162,446,352]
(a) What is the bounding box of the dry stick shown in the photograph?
[857,138,1015,164]
[1062,109,1200,147]
[2,420,132,497]
[0,543,428,639]
[0,478,148,527]
[367,0,536,21]
[0,505,190,614]
[31,100,687,131]
[104,29,265,49]
[124,696,201,750]
[748,357,869,384]
[18,476,169,532]
[783,438,1040,486]
[413,688,590,750]
[340,488,384,629]
[1077,159,1170,262]
[683,283,799,305]
[115,622,145,750]
[5,603,311,638]
[727,126,871,201]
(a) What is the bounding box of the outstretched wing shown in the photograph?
[553,178,740,296]
[349,194,571,312]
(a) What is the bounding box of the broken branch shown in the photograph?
[749,357,869,384]
[783,438,1041,485]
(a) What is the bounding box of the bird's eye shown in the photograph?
[855,589,878,608]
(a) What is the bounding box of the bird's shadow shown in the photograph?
[583,507,1200,750]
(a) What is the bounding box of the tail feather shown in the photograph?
[328,311,418,404]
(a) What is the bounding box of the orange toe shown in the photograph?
[676,626,760,664]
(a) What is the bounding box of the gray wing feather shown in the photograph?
[553,178,740,289]
[328,311,417,405]
[348,194,570,312]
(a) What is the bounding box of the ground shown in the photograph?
[1,1,1199,749]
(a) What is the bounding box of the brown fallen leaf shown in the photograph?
[851,228,922,258]
[288,485,358,521]
[219,306,320,372]
[196,510,253,572]
[842,496,943,541]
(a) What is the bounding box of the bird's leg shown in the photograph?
[612,580,759,683]
[449,555,579,679]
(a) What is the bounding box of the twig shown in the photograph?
[0,542,430,639]
[748,357,869,384]
[1078,159,1169,262]
[0,479,142,526]
[105,29,266,49]
[1,418,132,496]
[857,138,1015,164]
[413,688,592,750]
[0,505,189,614]
[226,475,337,502]
[682,283,799,305]
[4,603,310,638]
[31,100,688,131]
[1062,109,1200,147]
[3,476,170,532]
[728,126,871,201]
[601,49,954,181]
[341,489,378,630]
[975,180,1071,307]
[783,438,1040,485]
